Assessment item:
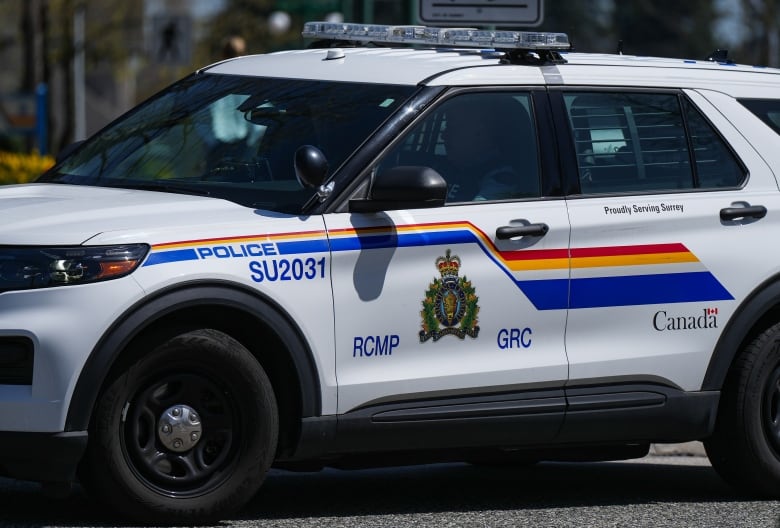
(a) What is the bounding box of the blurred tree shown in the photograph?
[536,0,614,53]
[42,0,145,149]
[197,0,346,63]
[735,0,779,66]
[611,0,719,59]
[197,0,275,63]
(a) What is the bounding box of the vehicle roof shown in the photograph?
[203,46,780,98]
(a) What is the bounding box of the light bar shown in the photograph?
[302,22,570,50]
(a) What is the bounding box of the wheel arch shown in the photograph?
[65,280,322,457]
[704,275,780,391]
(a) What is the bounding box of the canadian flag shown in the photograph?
[706,307,719,315]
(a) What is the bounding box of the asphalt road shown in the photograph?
[1,454,778,527]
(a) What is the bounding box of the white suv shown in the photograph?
[2,22,780,523]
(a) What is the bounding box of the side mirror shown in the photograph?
[294,145,329,188]
[349,166,447,213]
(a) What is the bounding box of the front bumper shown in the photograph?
[0,430,87,483]
[0,278,145,432]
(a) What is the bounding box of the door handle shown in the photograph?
[720,205,767,221]
[496,223,549,239]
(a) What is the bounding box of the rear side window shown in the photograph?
[564,92,745,194]
[739,99,780,135]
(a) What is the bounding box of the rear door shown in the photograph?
[554,88,779,392]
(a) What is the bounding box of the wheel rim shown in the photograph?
[764,363,780,456]
[121,371,241,497]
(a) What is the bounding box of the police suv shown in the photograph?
[2,21,780,522]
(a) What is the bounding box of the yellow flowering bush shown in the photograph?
[0,151,55,185]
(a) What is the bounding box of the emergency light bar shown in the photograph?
[302,21,570,51]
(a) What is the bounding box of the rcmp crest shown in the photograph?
[420,249,480,342]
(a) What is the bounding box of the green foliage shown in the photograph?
[537,0,614,53]
[0,151,55,185]
[611,0,717,59]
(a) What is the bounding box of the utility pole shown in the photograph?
[73,2,86,141]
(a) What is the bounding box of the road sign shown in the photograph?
[419,0,543,27]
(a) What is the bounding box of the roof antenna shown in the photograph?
[617,40,623,55]
[706,49,733,64]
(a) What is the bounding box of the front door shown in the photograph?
[327,91,571,433]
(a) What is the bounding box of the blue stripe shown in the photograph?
[518,272,733,311]
[515,278,570,310]
[143,249,199,266]
[276,239,330,255]
[567,271,733,309]
[330,229,476,252]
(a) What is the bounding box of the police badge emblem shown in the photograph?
[420,249,480,342]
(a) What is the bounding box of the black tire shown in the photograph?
[81,329,278,524]
[704,322,780,497]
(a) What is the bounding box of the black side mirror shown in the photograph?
[349,166,447,213]
[294,145,329,188]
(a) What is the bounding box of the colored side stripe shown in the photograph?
[571,251,699,269]
[276,239,330,255]
[569,271,734,309]
[141,222,732,312]
[569,243,689,258]
[514,278,570,310]
[144,248,199,266]
[518,271,733,311]
[329,229,474,251]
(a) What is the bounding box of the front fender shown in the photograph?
[703,275,780,391]
[65,280,321,431]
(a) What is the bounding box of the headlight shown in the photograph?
[0,244,149,292]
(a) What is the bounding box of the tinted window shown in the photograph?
[41,74,414,213]
[739,98,780,135]
[565,92,745,194]
[376,92,540,203]
[684,99,745,188]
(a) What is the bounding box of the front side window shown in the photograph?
[40,74,415,213]
[565,92,745,194]
[376,91,541,203]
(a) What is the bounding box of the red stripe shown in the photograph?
[570,243,688,258]
[501,249,570,261]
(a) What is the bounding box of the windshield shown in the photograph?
[40,73,415,213]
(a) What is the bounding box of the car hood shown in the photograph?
[0,183,255,245]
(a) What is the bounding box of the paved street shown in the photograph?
[1,447,778,527]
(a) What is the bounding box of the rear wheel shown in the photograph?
[81,329,278,524]
[705,322,780,496]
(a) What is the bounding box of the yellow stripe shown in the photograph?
[504,251,699,272]
[571,252,699,269]
[505,258,570,271]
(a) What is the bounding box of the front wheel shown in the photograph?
[705,322,780,496]
[81,329,278,524]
